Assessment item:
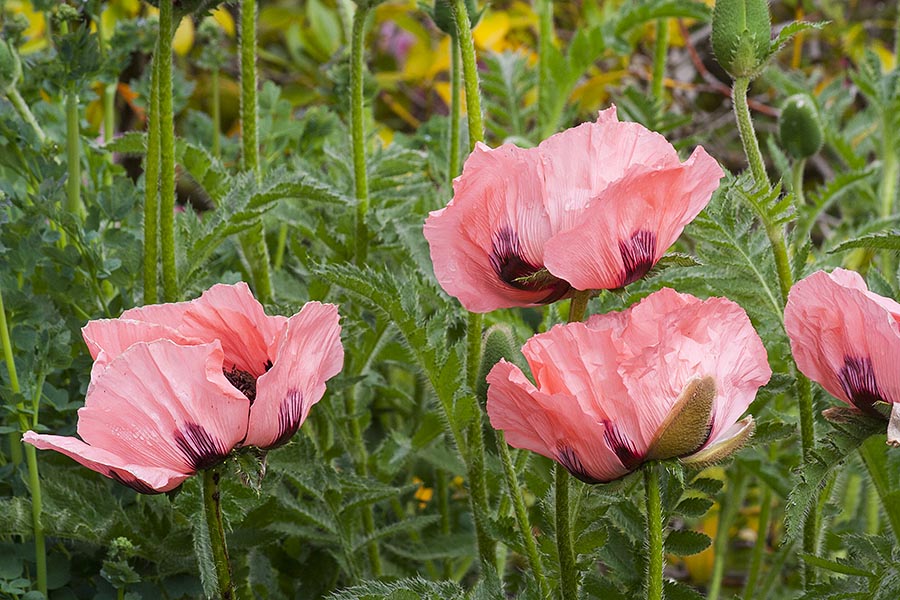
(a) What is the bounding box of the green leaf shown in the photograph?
[614,0,712,36]
[829,231,900,253]
[799,553,874,578]
[770,21,829,55]
[665,530,712,556]
[675,497,714,518]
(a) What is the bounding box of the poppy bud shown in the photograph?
[0,39,21,95]
[477,324,518,405]
[779,94,824,159]
[711,0,771,78]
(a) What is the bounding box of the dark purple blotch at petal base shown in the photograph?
[556,443,603,484]
[268,389,306,449]
[838,356,887,416]
[619,230,657,287]
[174,422,231,471]
[489,226,571,303]
[603,422,644,471]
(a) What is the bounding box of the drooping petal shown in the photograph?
[180,283,288,377]
[538,106,686,233]
[22,432,189,493]
[424,143,567,312]
[486,360,631,483]
[247,302,344,449]
[785,269,900,414]
[76,340,249,474]
[543,147,722,290]
[24,340,250,493]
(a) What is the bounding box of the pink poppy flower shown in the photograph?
[486,289,771,482]
[785,269,900,442]
[423,106,724,313]
[24,284,344,492]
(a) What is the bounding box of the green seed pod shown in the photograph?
[711,0,772,78]
[476,324,518,406]
[0,39,22,95]
[779,94,824,159]
[431,0,480,38]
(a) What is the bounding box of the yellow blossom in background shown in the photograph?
[100,0,141,42]
[173,17,195,56]
[412,477,434,510]
[5,1,47,54]
[211,7,235,37]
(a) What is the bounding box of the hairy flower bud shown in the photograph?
[779,94,824,159]
[711,0,772,78]
[0,39,21,95]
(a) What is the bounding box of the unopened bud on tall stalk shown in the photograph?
[711,0,772,78]
[431,0,479,37]
[779,94,824,159]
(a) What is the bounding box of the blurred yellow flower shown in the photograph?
[6,1,47,54]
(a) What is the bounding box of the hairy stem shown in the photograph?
[537,0,554,136]
[448,41,461,182]
[555,465,577,600]
[158,0,177,302]
[742,483,771,600]
[644,464,664,600]
[0,287,46,596]
[453,0,484,149]
[351,3,371,266]
[202,469,234,599]
[144,50,161,304]
[732,77,770,189]
[651,19,669,103]
[65,90,83,218]
[211,67,221,158]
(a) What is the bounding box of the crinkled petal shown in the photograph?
[539,105,686,233]
[544,147,722,290]
[180,283,288,377]
[248,302,344,449]
[785,269,900,409]
[76,340,250,473]
[424,143,561,312]
[486,360,631,483]
[82,319,194,371]
[23,432,189,493]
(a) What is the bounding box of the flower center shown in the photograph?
[224,366,258,403]
[489,226,571,303]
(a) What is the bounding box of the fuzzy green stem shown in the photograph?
[273,223,288,270]
[144,51,161,305]
[346,387,381,575]
[732,77,769,189]
[537,0,553,136]
[158,0,177,302]
[865,473,881,535]
[467,417,494,568]
[567,290,590,323]
[238,0,273,304]
[351,4,371,266]
[707,469,747,600]
[555,465,577,600]
[436,469,452,578]
[651,19,669,103]
[791,158,806,206]
[0,288,46,596]
[496,434,549,596]
[202,469,234,599]
[453,0,484,148]
[6,88,46,143]
[644,465,664,600]
[211,68,221,158]
[65,91,83,218]
[859,436,900,543]
[448,41,461,182]
[881,114,898,219]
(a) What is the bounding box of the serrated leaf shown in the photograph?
[613,0,711,36]
[689,477,724,496]
[675,497,714,518]
[800,553,874,578]
[829,231,900,253]
[665,530,712,556]
[770,21,829,55]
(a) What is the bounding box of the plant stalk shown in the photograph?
[144,50,161,305]
[351,3,371,266]
[65,91,83,218]
[644,464,664,600]
[858,436,900,543]
[537,0,554,137]
[7,88,46,143]
[555,465,577,600]
[651,19,669,103]
[452,0,484,149]
[448,41,461,182]
[707,468,747,600]
[211,68,221,158]
[202,469,234,599]
[158,0,177,302]
[0,287,46,596]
